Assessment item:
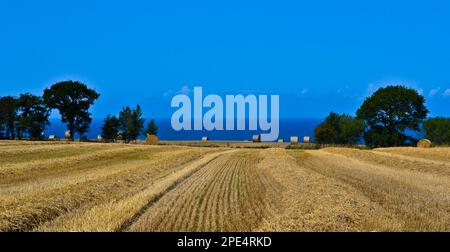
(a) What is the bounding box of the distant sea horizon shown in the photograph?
[44,118,323,142]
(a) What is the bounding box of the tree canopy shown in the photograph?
[16,93,50,139]
[101,115,120,141]
[119,105,145,142]
[314,112,364,145]
[145,119,158,136]
[423,117,450,145]
[356,85,428,147]
[0,96,18,139]
[43,81,100,140]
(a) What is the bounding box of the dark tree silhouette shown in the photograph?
[43,81,100,140]
[16,93,50,139]
[145,119,158,136]
[423,117,450,145]
[357,85,428,147]
[119,105,145,143]
[314,112,364,145]
[101,115,120,142]
[0,96,18,139]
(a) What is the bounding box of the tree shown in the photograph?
[43,81,100,140]
[356,85,428,147]
[314,112,364,145]
[0,124,5,139]
[314,123,337,144]
[337,115,365,145]
[16,93,50,140]
[0,96,18,139]
[101,115,120,142]
[119,105,145,142]
[423,117,450,145]
[145,119,158,136]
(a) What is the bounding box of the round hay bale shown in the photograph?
[290,136,298,144]
[303,136,310,143]
[97,135,104,142]
[252,135,261,142]
[278,139,284,143]
[146,134,158,144]
[417,139,432,148]
[64,130,71,139]
[201,136,208,142]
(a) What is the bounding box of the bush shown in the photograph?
[314,112,364,145]
[423,117,450,145]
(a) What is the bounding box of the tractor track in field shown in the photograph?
[117,150,235,232]
[127,150,275,232]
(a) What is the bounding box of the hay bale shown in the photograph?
[303,136,310,143]
[417,139,432,148]
[64,130,71,139]
[278,139,284,143]
[201,136,208,142]
[48,135,57,141]
[97,135,104,142]
[252,135,261,142]
[290,136,298,144]
[146,134,158,144]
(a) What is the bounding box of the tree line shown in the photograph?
[100,106,158,143]
[1,81,448,146]
[0,80,158,142]
[314,85,450,147]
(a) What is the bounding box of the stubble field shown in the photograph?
[0,141,449,232]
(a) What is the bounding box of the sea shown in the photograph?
[44,118,323,141]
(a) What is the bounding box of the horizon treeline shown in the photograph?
[0,80,157,141]
[314,85,450,147]
[1,81,449,146]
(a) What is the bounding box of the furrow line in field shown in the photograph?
[167,156,222,231]
[205,157,237,231]
[1,148,216,231]
[374,147,450,163]
[128,151,265,232]
[322,147,450,177]
[303,150,450,231]
[191,157,229,231]
[117,150,233,232]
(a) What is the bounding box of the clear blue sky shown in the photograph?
[1,0,449,119]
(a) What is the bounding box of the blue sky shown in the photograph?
[1,0,449,119]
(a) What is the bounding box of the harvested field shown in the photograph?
[0,141,449,231]
[129,150,280,232]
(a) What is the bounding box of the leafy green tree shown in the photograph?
[145,119,158,136]
[43,81,100,140]
[356,85,428,147]
[423,117,450,145]
[337,115,365,144]
[101,115,120,142]
[0,96,18,139]
[16,93,50,140]
[314,112,364,145]
[314,123,337,144]
[119,105,145,142]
